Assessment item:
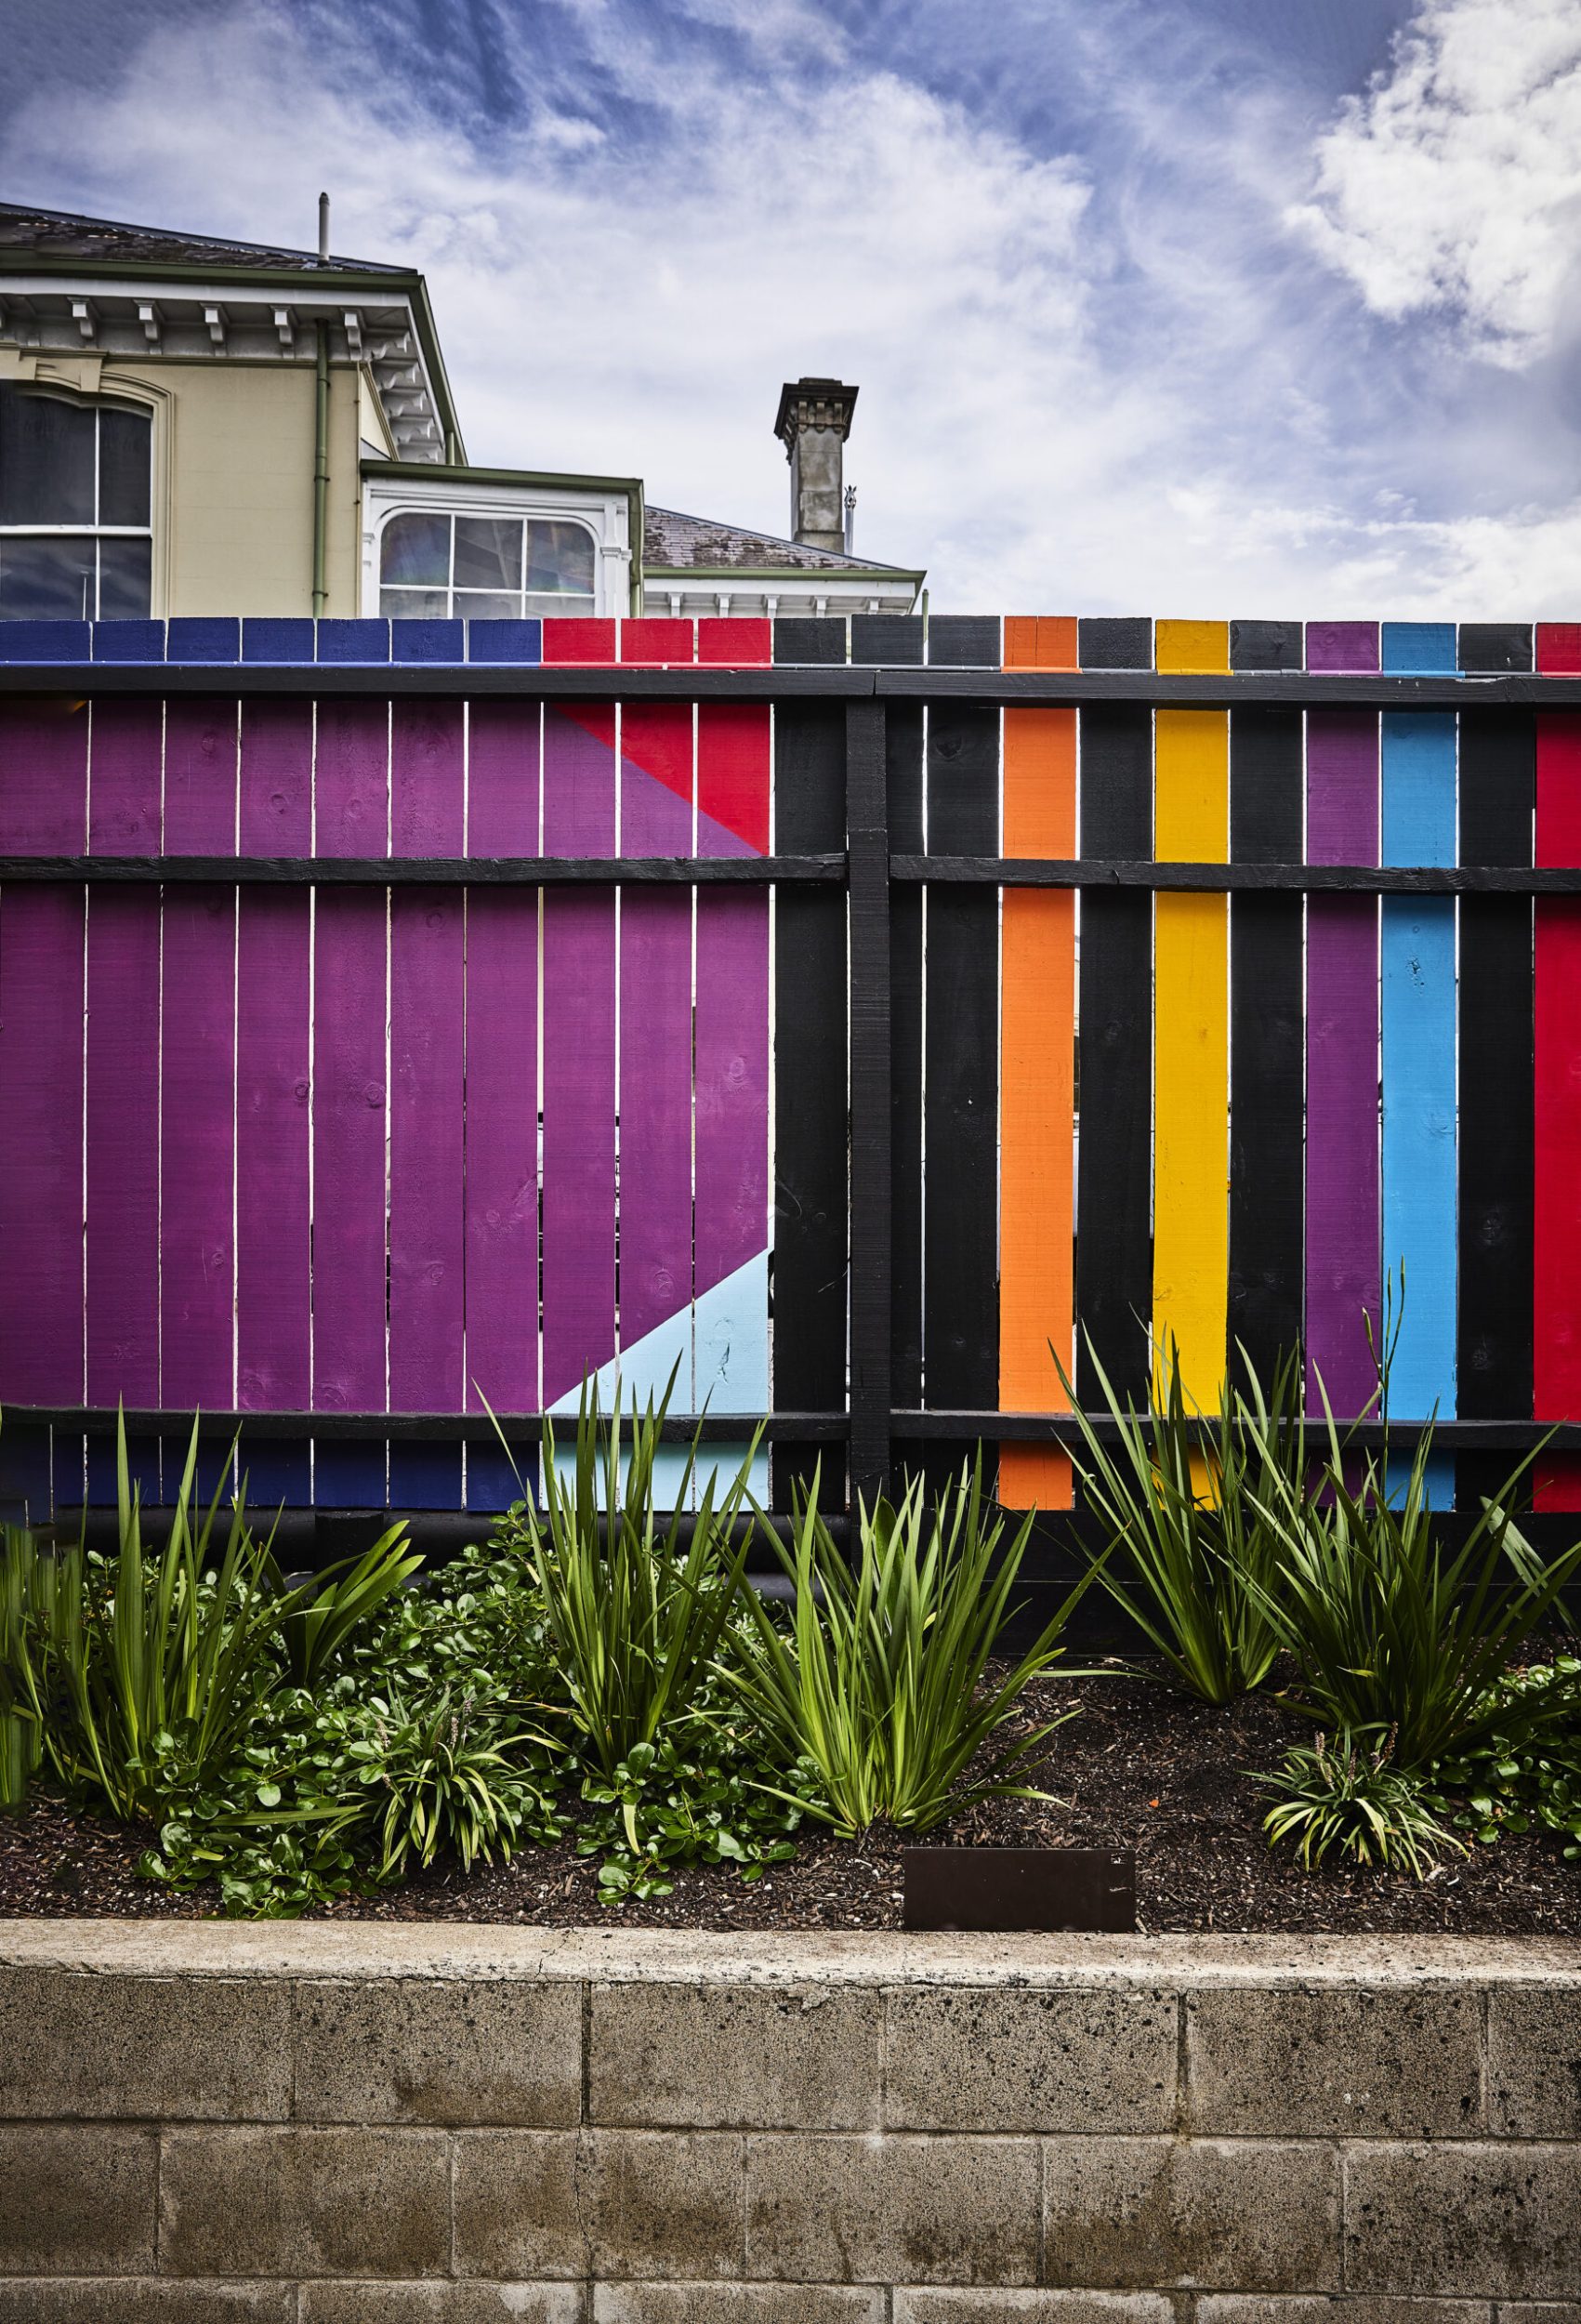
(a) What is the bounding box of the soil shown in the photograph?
[3,1665,1576,1934]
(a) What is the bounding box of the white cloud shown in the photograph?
[4,0,1580,614]
[1288,0,1581,363]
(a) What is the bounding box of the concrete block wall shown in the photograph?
[0,1924,1577,2318]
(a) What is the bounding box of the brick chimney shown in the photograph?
[773,377,859,552]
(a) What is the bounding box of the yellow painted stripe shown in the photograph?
[1153,626,1230,1412]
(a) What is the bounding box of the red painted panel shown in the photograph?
[543,619,617,665]
[1534,708,1581,1505]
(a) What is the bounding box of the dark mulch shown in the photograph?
[3,1667,1576,1933]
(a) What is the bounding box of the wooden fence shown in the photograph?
[2,610,1581,1544]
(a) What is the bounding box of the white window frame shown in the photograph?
[361,474,631,620]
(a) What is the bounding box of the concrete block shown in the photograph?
[159,2127,450,2278]
[745,2131,1040,2285]
[588,1980,881,2129]
[580,2132,746,2282]
[1345,2143,1581,2299]
[1490,1992,1581,2137]
[0,1970,292,2120]
[296,1976,582,2126]
[302,2289,586,2322]
[885,1987,1177,2133]
[1497,2309,1581,2321]
[894,2295,1179,2321]
[1198,2303,1491,2321]
[455,2131,745,2282]
[594,2287,885,2322]
[1043,2134,1340,2291]
[1186,1988,1482,2138]
[0,2286,293,2321]
[0,2125,156,2273]
[452,2133,585,2280]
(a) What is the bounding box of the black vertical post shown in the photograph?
[847,698,892,1506]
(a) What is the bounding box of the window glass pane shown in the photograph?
[381,585,452,620]
[523,590,596,621]
[525,521,596,596]
[0,388,96,525]
[98,535,152,618]
[380,512,450,587]
[455,588,520,622]
[454,517,522,591]
[0,533,97,618]
[99,405,152,527]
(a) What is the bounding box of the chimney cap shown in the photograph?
[773,376,859,452]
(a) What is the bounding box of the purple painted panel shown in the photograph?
[236,896,310,1408]
[392,701,465,852]
[619,709,694,1353]
[464,892,538,1413]
[0,700,88,852]
[313,704,389,1499]
[542,706,617,1406]
[159,704,237,1411]
[314,700,389,857]
[236,706,313,1411]
[164,700,238,852]
[468,701,540,854]
[239,700,313,855]
[86,700,162,1405]
[311,891,387,1413]
[465,704,540,1414]
[160,889,235,1410]
[389,706,465,1413]
[694,893,771,1301]
[1306,622,1379,675]
[1306,701,1382,1417]
[0,891,85,1402]
[389,891,465,1407]
[87,701,162,852]
[694,706,771,1301]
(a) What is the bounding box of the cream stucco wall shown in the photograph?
[99,356,363,617]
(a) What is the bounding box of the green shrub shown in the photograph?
[1054,1335,1304,1702]
[1245,1403,1581,1771]
[723,1456,1093,1836]
[1428,1657,1581,1860]
[1259,1726,1467,1879]
[492,1375,759,1780]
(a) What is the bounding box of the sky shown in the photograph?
[2,0,1579,616]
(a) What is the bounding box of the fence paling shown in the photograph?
[9,617,1581,1533]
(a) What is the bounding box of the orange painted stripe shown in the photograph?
[999,617,1077,1509]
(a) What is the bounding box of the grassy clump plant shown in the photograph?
[1054,1333,1307,1703]
[1245,1399,1581,1774]
[1258,1726,1467,1879]
[724,1456,1095,1836]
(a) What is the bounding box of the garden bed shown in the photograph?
[6,1662,1576,1934]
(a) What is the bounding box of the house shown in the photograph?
[0,200,924,629]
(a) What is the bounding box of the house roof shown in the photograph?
[644,504,920,579]
[0,200,406,276]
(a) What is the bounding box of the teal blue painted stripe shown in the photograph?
[1381,700,1457,1505]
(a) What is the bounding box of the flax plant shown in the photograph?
[724,1458,1093,1836]
[496,1374,760,1789]
[1245,1394,1581,1773]
[1054,1335,1304,1702]
[0,1525,45,1807]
